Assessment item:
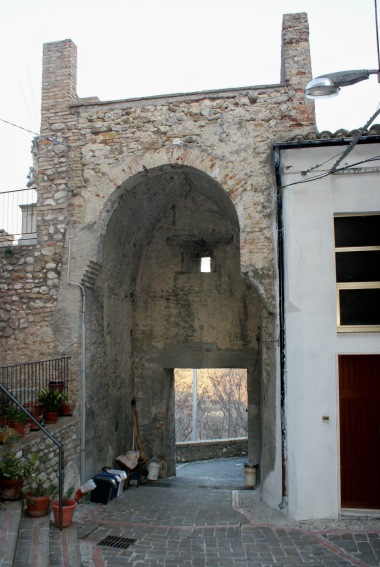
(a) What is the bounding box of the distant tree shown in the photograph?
[206,369,247,438]
[174,370,192,441]
[174,368,247,441]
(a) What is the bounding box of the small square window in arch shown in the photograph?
[200,257,211,272]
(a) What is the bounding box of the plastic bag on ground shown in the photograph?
[116,451,140,470]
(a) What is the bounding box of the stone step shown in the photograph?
[13,510,50,567]
[50,522,82,566]
[0,499,82,567]
[0,500,22,567]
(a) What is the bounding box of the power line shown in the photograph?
[0,117,70,148]
[281,155,380,190]
[329,103,380,173]
[0,117,39,137]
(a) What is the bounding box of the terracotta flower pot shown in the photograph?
[24,402,43,430]
[51,499,77,528]
[44,411,59,424]
[0,478,24,500]
[8,421,30,436]
[25,492,51,517]
[60,402,75,416]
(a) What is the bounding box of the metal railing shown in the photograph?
[0,357,70,415]
[0,188,37,245]
[0,384,64,530]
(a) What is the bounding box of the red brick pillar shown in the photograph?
[281,13,315,128]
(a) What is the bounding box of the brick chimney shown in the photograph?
[41,39,79,134]
[281,13,315,127]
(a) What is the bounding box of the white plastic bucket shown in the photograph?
[244,464,257,487]
[147,462,160,480]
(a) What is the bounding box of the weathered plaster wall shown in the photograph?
[0,14,316,506]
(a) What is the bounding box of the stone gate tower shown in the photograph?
[0,13,315,506]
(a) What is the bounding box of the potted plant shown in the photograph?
[23,453,56,518]
[51,487,77,528]
[24,400,43,431]
[0,426,20,445]
[37,387,64,424]
[0,450,30,500]
[60,396,76,416]
[5,405,31,436]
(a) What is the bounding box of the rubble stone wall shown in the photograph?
[0,416,80,491]
[176,437,248,463]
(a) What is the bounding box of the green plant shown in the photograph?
[61,396,76,416]
[24,453,56,498]
[4,246,14,258]
[55,486,75,505]
[63,486,75,503]
[62,394,75,405]
[5,405,29,424]
[0,452,30,480]
[0,426,20,445]
[37,388,64,412]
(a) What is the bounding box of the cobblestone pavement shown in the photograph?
[74,458,380,567]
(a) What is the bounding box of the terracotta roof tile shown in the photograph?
[287,124,380,142]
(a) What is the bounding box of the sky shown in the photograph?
[1,0,379,191]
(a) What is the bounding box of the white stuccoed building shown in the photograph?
[275,133,380,519]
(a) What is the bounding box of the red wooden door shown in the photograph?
[339,354,380,509]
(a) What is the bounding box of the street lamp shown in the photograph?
[305,0,380,99]
[305,69,380,99]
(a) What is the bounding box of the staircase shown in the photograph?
[0,500,81,567]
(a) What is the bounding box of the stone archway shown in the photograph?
[84,164,261,477]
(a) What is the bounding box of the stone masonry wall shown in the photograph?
[0,244,63,364]
[0,416,80,491]
[0,13,315,362]
[176,438,248,463]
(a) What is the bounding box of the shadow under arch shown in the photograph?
[84,163,261,479]
[96,163,240,271]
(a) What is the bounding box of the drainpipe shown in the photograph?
[273,145,287,508]
[67,235,86,485]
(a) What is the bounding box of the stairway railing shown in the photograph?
[0,384,64,530]
[0,357,70,414]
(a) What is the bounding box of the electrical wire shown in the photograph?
[329,103,380,173]
[281,155,380,189]
[0,116,69,147]
[281,98,380,191]
[299,149,349,176]
[0,117,39,137]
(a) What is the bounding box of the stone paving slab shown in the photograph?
[0,500,22,567]
[13,511,49,567]
[154,457,248,490]
[74,484,380,567]
[2,459,379,566]
[322,533,380,567]
[50,522,82,567]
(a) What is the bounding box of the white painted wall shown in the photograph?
[280,143,380,520]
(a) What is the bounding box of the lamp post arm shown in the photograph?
[316,69,378,87]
